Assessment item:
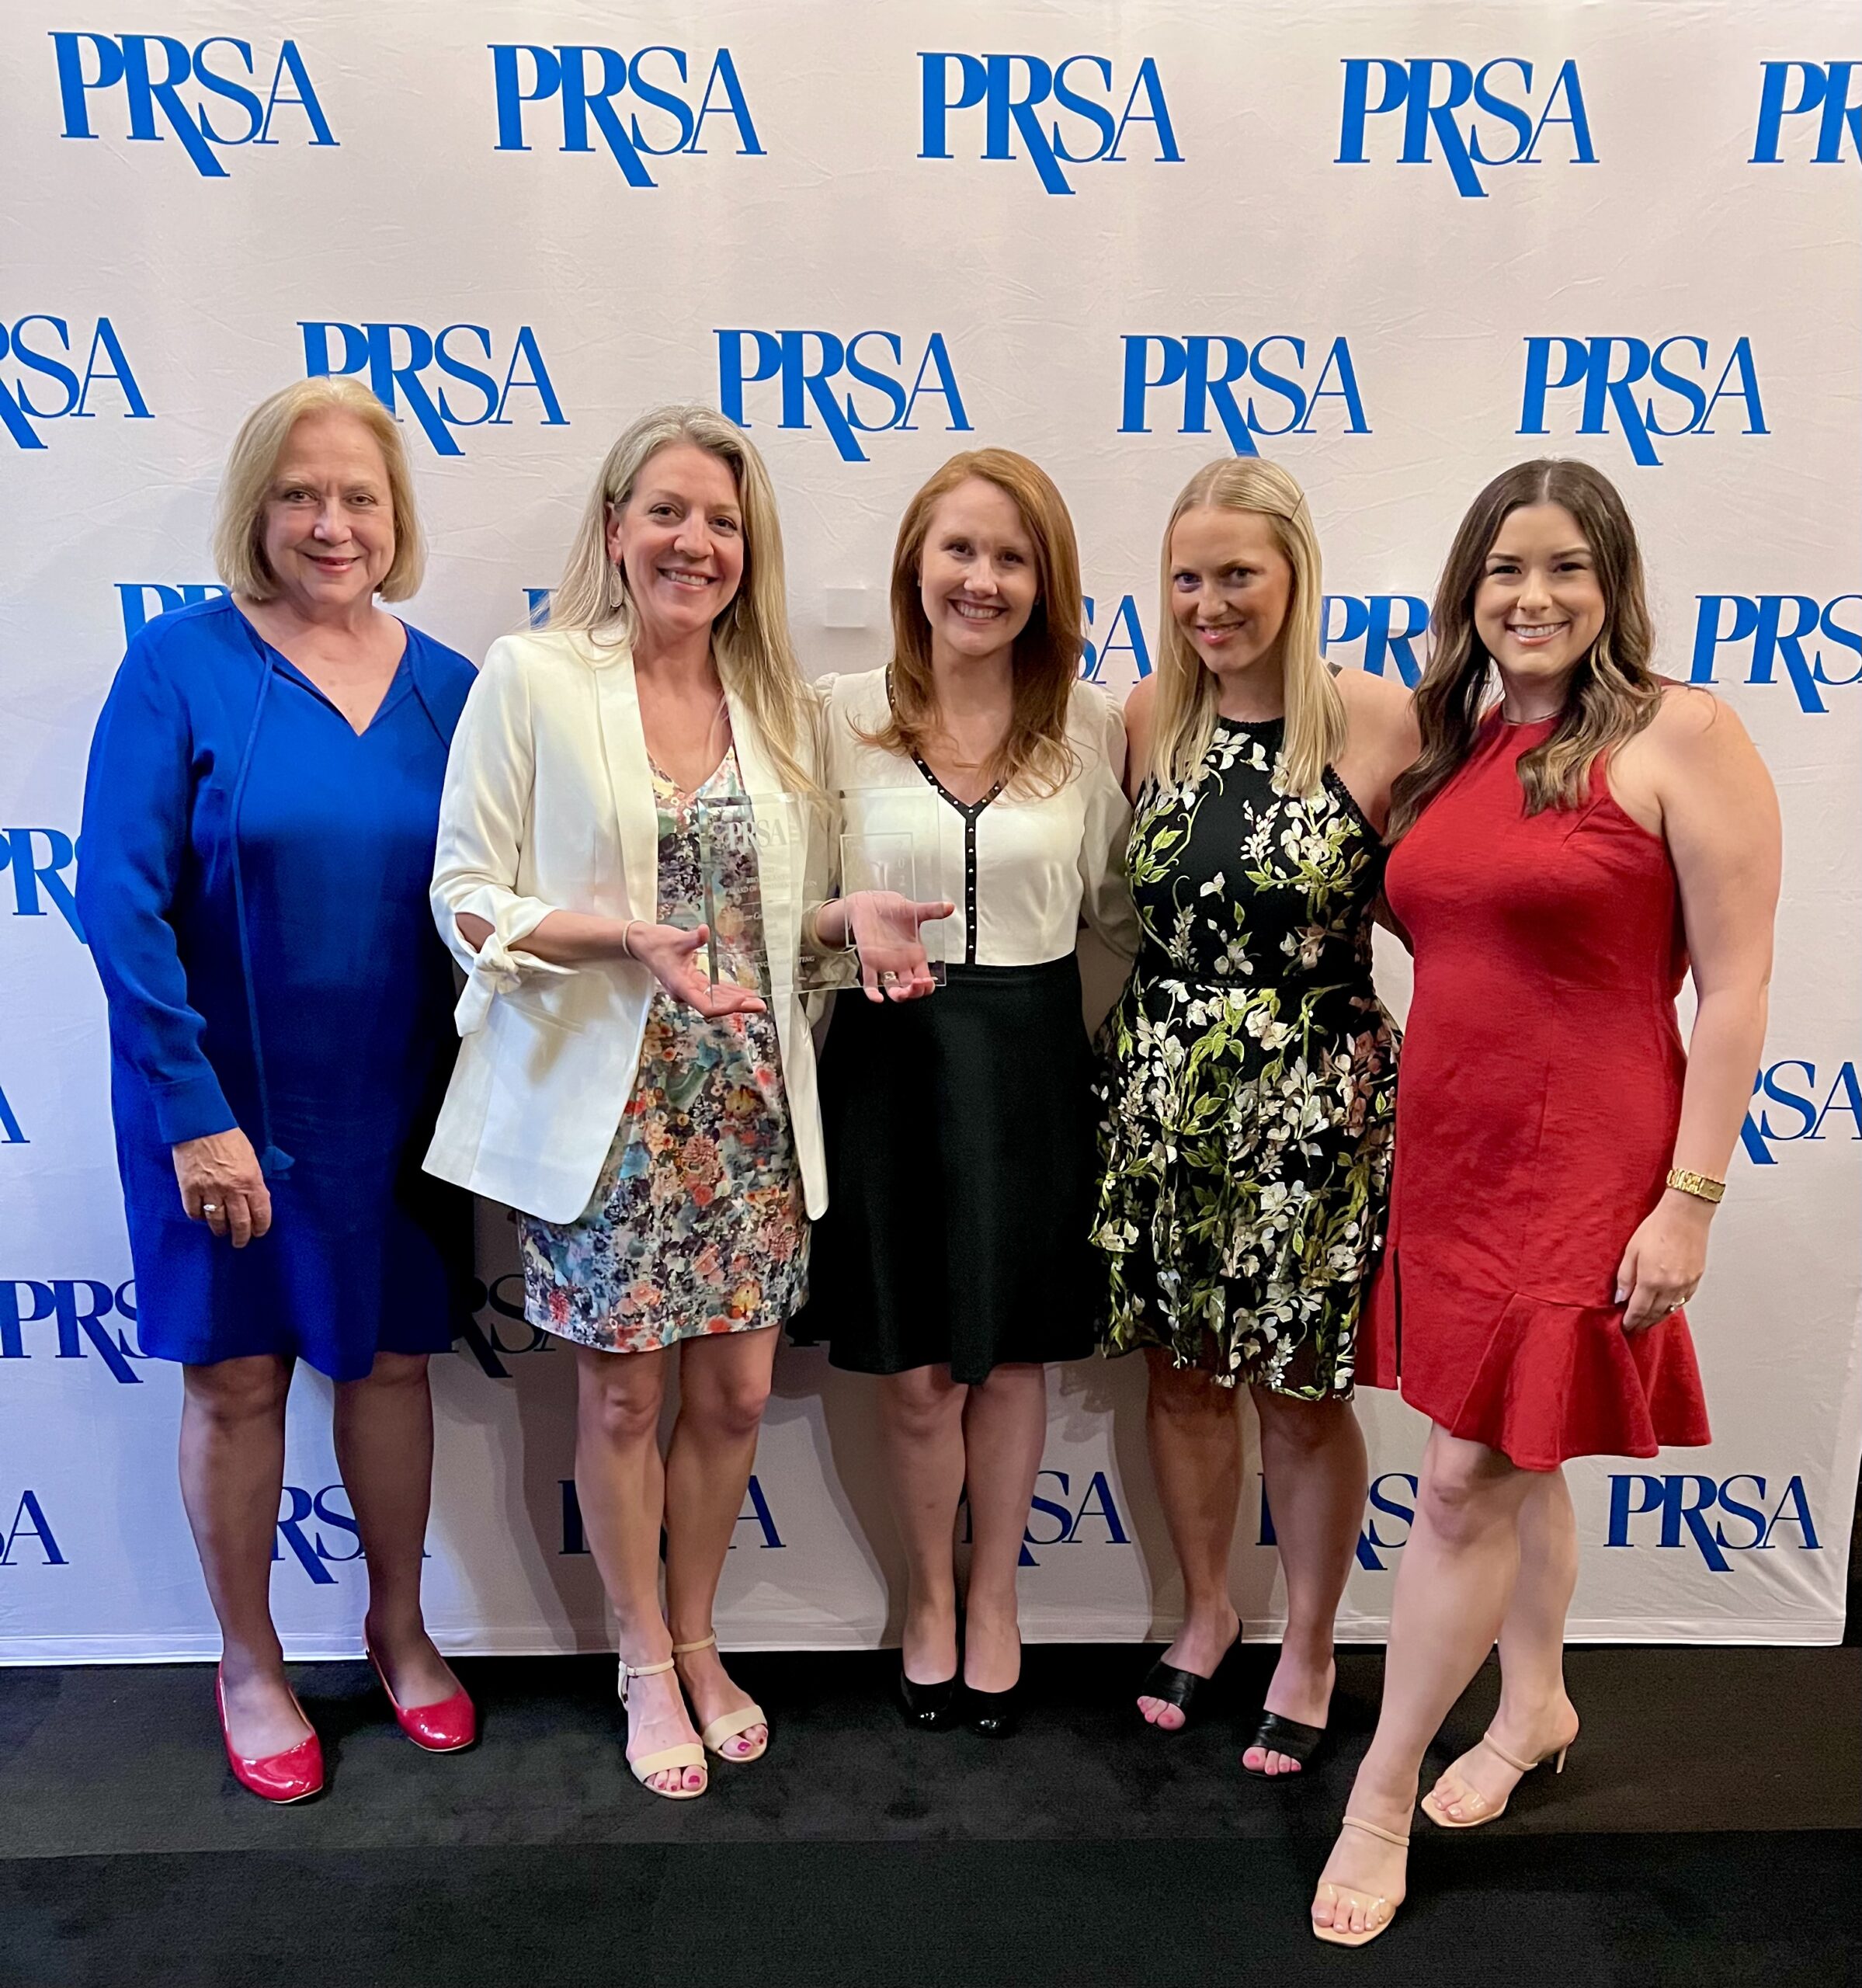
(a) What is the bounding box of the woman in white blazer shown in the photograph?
[426,406,825,1799]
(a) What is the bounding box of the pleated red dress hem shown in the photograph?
[1359,1257,1711,1472]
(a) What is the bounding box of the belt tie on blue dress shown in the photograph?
[227,656,294,1180]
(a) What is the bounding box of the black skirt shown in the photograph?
[790,955,1097,1382]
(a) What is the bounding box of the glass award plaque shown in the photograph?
[692,791,849,996]
[693,791,777,996]
[839,826,947,993]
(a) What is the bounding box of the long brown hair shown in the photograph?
[1387,458,1662,841]
[860,448,1083,796]
[1147,457,1345,799]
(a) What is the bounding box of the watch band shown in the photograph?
[1666,1167,1726,1204]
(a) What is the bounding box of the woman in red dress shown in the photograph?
[1310,461,1780,1947]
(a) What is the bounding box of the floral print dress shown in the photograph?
[1091,714,1396,1397]
[520,746,808,1353]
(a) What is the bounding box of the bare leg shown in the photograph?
[1245,1390,1367,1774]
[332,1351,460,1708]
[960,1362,1047,1693]
[179,1354,307,1756]
[1137,1351,1242,1729]
[666,1326,778,1760]
[877,1364,969,1685]
[574,1343,703,1795]
[1311,1427,1537,1937]
[1429,1465,1581,1819]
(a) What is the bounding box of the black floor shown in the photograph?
[2,1639,1858,1986]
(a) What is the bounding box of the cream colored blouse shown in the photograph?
[816,669,1141,969]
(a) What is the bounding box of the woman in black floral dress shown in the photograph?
[1093,458,1418,1774]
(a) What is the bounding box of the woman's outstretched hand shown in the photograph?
[626,919,769,1017]
[453,906,766,1019]
[816,893,955,1002]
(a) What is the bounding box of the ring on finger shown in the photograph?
[201,1202,220,1215]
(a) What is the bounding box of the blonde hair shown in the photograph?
[547,405,815,796]
[860,448,1083,797]
[214,377,424,603]
[1147,458,1344,799]
[1388,458,1661,840]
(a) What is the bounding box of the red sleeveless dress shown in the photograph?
[1358,712,1711,1468]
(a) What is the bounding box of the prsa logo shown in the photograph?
[561,1476,782,1552]
[1739,1058,1860,1164]
[454,1270,559,1379]
[1606,1473,1819,1572]
[1751,62,1861,163]
[1120,335,1370,456]
[1,315,149,450]
[301,321,567,458]
[1321,595,1431,685]
[1336,58,1595,197]
[0,1279,143,1384]
[717,329,971,464]
[119,582,228,641]
[1518,335,1766,467]
[1,830,83,942]
[1263,1473,1419,1571]
[274,1484,361,1583]
[918,52,1182,195]
[1,1492,67,1568]
[1080,595,1154,689]
[1690,595,1860,714]
[490,43,762,186]
[50,33,335,179]
[1017,1468,1131,1566]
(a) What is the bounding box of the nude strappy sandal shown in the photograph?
[1311,1815,1409,1948]
[1420,1726,1575,1830]
[672,1634,769,1762]
[620,1657,707,1799]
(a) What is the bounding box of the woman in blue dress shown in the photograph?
[78,378,479,1802]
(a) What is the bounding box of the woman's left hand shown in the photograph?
[1614,1192,1714,1332]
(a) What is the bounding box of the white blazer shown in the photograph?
[423,626,829,1225]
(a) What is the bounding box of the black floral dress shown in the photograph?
[1091,715,1397,1397]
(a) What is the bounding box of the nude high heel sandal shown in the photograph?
[620,1658,707,1799]
[1311,1816,1409,1948]
[673,1634,769,1762]
[1420,1727,1573,1830]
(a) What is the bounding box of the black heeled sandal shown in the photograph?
[1137,1638,1235,1732]
[1242,1709,1328,1777]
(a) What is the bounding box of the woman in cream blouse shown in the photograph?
[792,448,1139,1735]
[426,405,824,1800]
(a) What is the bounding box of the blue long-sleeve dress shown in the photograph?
[77,595,477,1380]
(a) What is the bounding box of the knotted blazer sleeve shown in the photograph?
[429,636,575,1035]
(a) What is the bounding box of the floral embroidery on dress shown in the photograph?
[521,747,808,1353]
[1092,716,1397,1398]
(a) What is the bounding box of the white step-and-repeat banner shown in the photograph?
[2,3,1858,1660]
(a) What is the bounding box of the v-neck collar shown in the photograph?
[273,646,412,738]
[911,751,1002,819]
[234,606,412,739]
